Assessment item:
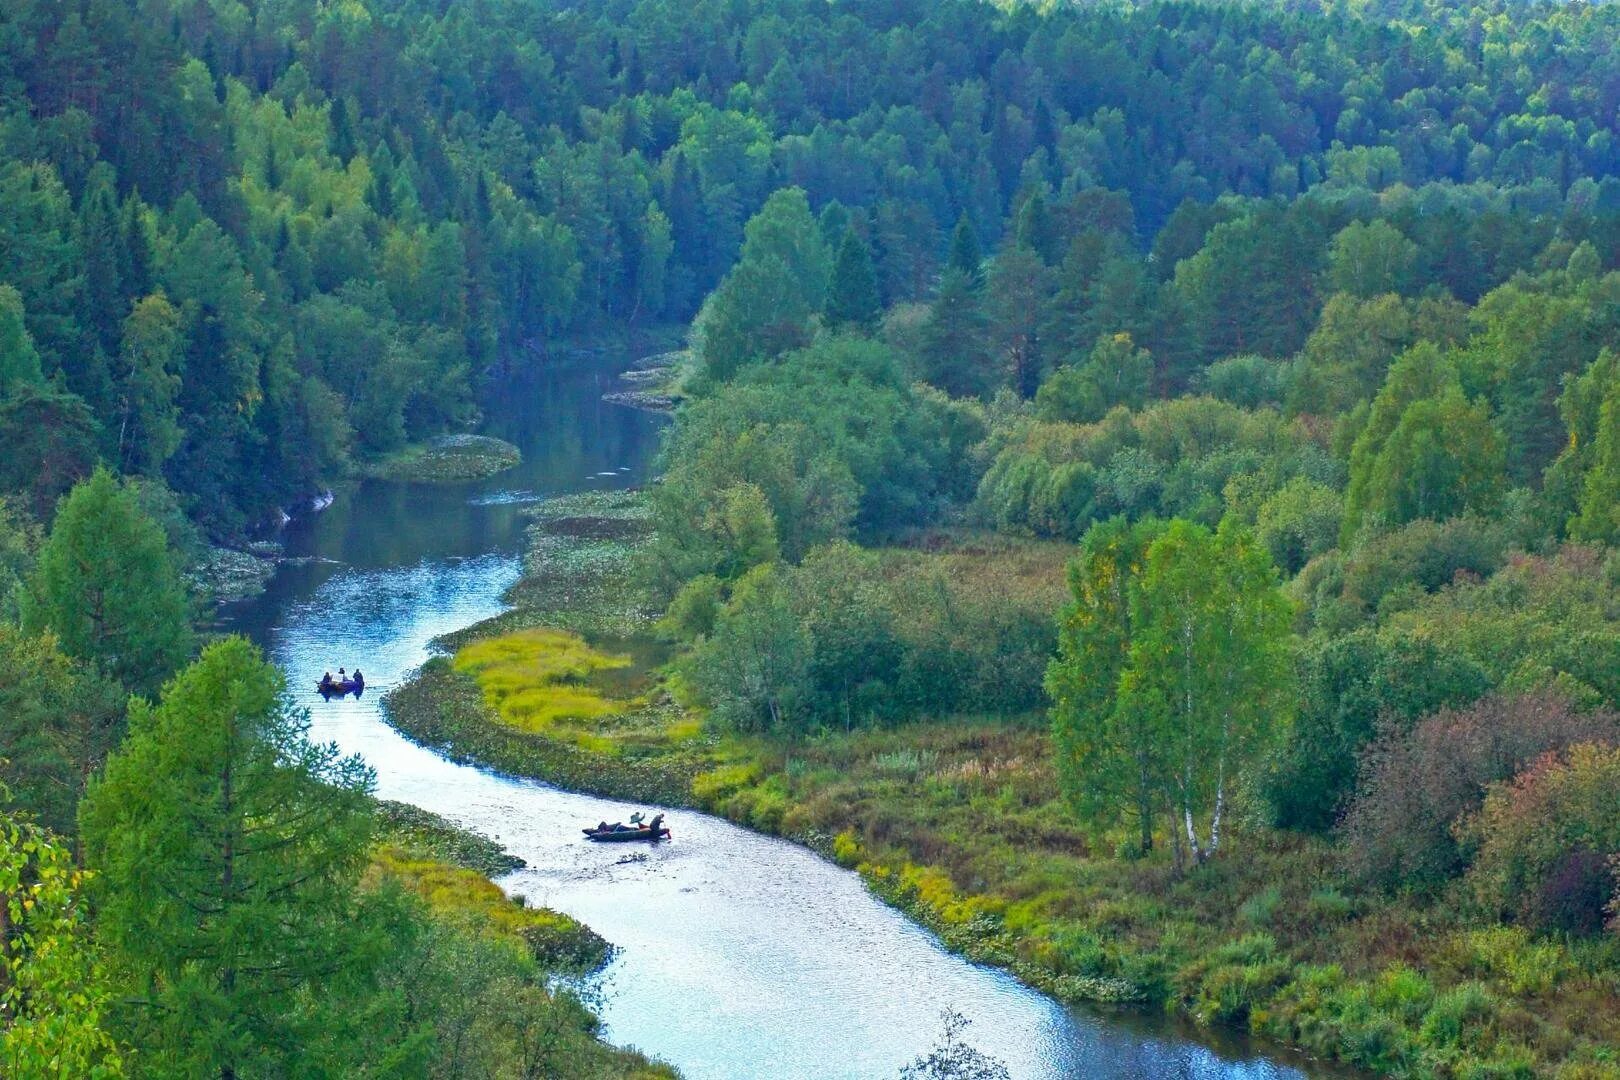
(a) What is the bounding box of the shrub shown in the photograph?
[1419,982,1494,1049]
[1462,742,1620,934]
[1238,886,1283,927]
[1267,627,1491,833]
[1339,693,1620,890]
[1338,515,1511,617]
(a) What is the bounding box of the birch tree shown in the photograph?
[1123,520,1293,866]
[1047,516,1169,855]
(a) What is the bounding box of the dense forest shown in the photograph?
[7,0,1620,1074]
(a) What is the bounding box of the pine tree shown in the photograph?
[824,228,882,331]
[1013,191,1058,265]
[328,96,356,164]
[20,469,193,696]
[118,196,153,305]
[78,165,127,357]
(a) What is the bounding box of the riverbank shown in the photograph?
[371,799,676,1077]
[382,487,1620,1079]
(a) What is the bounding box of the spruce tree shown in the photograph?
[917,269,990,397]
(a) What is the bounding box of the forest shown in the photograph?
[6,0,1620,1074]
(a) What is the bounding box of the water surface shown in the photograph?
[225,355,1339,1079]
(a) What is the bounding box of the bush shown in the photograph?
[1195,354,1290,409]
[974,396,1327,539]
[1338,516,1511,617]
[1340,693,1620,891]
[1266,627,1491,833]
[1462,742,1620,934]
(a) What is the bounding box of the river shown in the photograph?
[223,352,1338,1080]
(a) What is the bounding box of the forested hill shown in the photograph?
[2,0,1620,536]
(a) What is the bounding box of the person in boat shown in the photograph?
[352,668,364,686]
[648,813,665,835]
[320,671,335,692]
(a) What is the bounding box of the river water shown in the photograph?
[223,354,1337,1079]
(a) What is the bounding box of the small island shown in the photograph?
[356,433,523,483]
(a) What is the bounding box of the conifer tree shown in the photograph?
[917,269,990,397]
[20,469,192,696]
[0,285,44,397]
[80,638,419,1078]
[946,214,983,284]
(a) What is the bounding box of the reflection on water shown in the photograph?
[223,356,1339,1079]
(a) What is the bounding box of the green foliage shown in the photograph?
[20,469,193,697]
[113,294,183,475]
[1569,374,1620,545]
[1343,344,1505,541]
[947,217,983,285]
[696,188,831,381]
[0,497,38,622]
[1034,334,1153,424]
[0,0,1619,538]
[0,627,124,835]
[915,270,991,398]
[1327,220,1419,299]
[1047,517,1165,853]
[0,284,43,397]
[0,813,124,1079]
[80,638,421,1077]
[1287,292,1468,418]
[1049,517,1294,863]
[0,388,100,524]
[978,396,1331,541]
[1253,477,1341,576]
[647,336,979,591]
[678,562,810,733]
[1195,355,1288,411]
[1267,627,1492,834]
[677,536,1067,733]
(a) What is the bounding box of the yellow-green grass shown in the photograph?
[367,844,611,973]
[455,628,633,745]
